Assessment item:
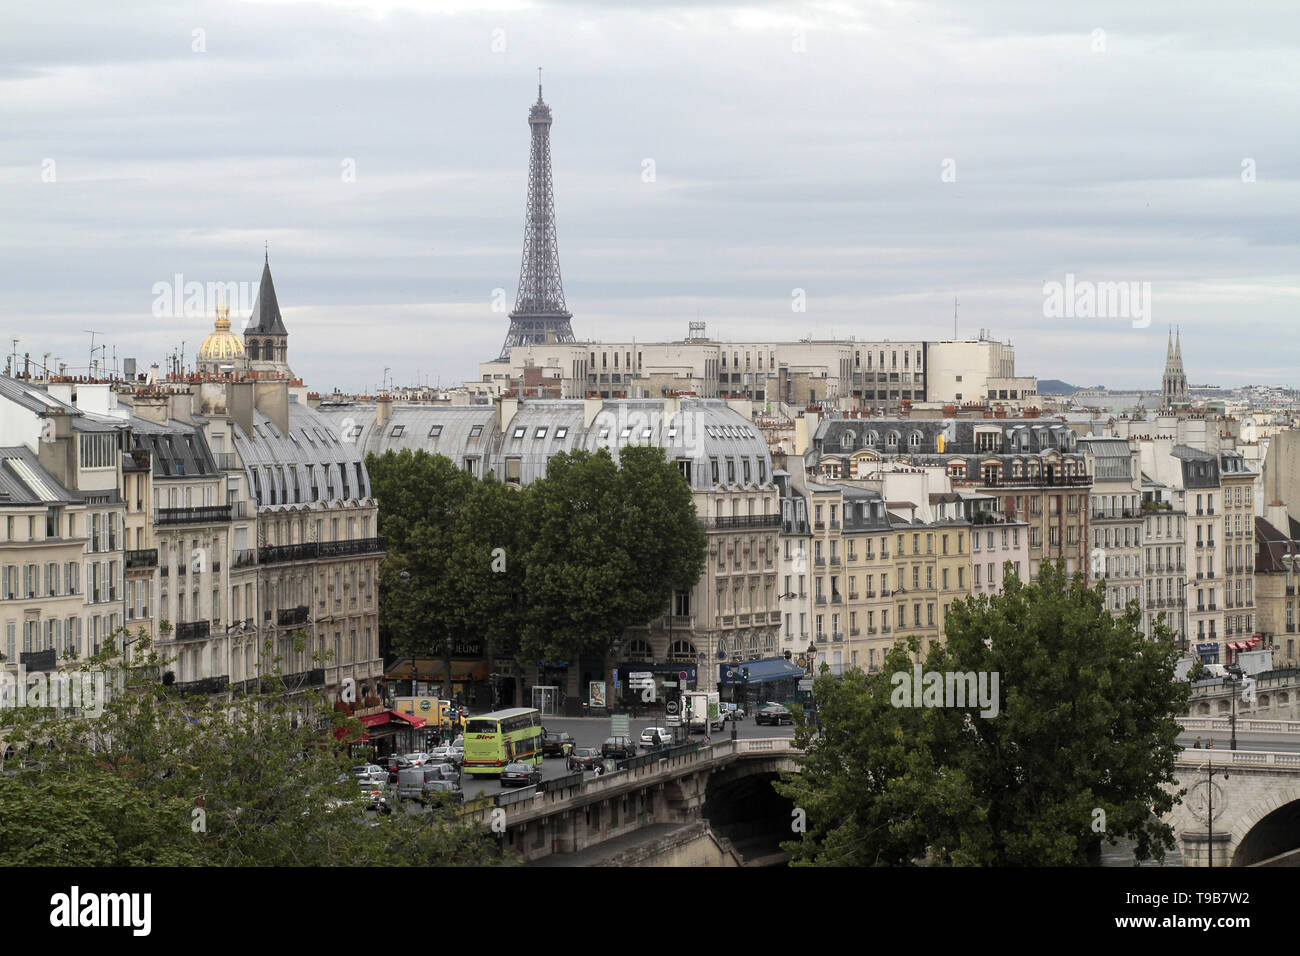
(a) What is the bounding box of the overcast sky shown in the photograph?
[2,0,1297,394]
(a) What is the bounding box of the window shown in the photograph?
[513,426,526,439]
[428,425,442,438]
[555,426,568,439]
[469,424,483,438]
[535,427,547,439]
[505,459,522,484]
[389,425,404,437]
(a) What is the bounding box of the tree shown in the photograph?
[520,445,706,663]
[0,626,507,866]
[776,562,1190,865]
[367,449,474,683]
[445,474,529,706]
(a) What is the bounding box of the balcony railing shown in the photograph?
[233,549,257,569]
[174,620,211,641]
[154,505,232,526]
[172,676,230,695]
[125,549,158,569]
[20,649,56,671]
[701,514,782,530]
[277,605,310,628]
[215,452,238,469]
[980,474,1091,488]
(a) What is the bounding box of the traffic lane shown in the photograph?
[1176,729,1300,753]
[455,719,798,800]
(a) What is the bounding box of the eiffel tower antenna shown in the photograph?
[498,75,575,360]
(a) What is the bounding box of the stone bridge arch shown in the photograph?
[1229,783,1300,866]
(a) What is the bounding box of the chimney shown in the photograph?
[35,411,76,488]
[253,379,290,435]
[497,395,518,433]
[376,395,392,429]
[1265,500,1288,535]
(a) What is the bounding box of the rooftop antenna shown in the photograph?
[954,297,958,340]
[9,338,17,379]
[84,330,104,379]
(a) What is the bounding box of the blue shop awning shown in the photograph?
[719,657,807,685]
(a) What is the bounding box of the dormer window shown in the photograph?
[390,425,404,437]
[620,427,632,439]
[513,426,526,439]
[428,425,442,439]
[535,427,547,440]
[469,424,483,439]
[555,426,568,440]
[641,428,653,440]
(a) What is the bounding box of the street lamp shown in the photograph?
[1225,663,1242,752]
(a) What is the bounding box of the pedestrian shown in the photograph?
[652,731,661,750]
[1193,736,1201,749]
[1207,737,1215,749]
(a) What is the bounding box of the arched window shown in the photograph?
[748,635,759,657]
[764,632,775,653]
[625,638,653,661]
[669,640,697,661]
[909,431,922,450]
[717,638,728,657]
[841,430,855,450]
[866,431,878,447]
[886,431,899,449]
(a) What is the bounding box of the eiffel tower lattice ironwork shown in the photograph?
[499,75,575,360]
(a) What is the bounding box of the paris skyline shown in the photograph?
[1,0,1297,393]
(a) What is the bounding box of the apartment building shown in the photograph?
[811,417,1091,581]
[1080,437,1145,615]
[1254,504,1300,666]
[970,515,1030,597]
[1220,451,1257,645]
[839,485,894,674]
[1141,476,1188,646]
[319,396,780,702]
[1177,446,1227,661]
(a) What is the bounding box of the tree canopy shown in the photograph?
[775,561,1190,866]
[0,627,505,866]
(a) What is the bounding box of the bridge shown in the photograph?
[457,738,799,864]
[1168,749,1300,866]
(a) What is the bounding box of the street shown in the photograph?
[457,715,796,801]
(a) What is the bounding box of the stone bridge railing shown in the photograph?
[1177,716,1300,734]
[1174,748,1300,770]
[456,737,800,829]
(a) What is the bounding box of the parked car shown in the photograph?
[542,731,576,757]
[638,727,673,750]
[722,703,746,721]
[451,735,464,749]
[567,747,602,772]
[500,762,543,788]
[384,754,415,782]
[601,736,636,760]
[404,752,437,767]
[755,703,793,726]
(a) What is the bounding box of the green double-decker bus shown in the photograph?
[463,707,544,776]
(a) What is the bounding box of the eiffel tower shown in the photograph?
[498,74,576,360]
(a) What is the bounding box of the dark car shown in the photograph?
[567,747,602,772]
[601,736,636,760]
[384,754,415,782]
[755,703,793,726]
[500,762,543,788]
[542,731,576,758]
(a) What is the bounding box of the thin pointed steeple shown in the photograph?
[248,257,286,336]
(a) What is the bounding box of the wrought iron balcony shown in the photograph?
[174,620,210,641]
[172,676,230,695]
[125,549,158,569]
[700,514,782,530]
[154,505,232,526]
[277,605,309,628]
[20,649,56,671]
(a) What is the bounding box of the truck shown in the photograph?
[684,691,724,733]
[1236,649,1273,677]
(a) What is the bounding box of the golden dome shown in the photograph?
[198,300,247,363]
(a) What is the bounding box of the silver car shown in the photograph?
[351,764,387,786]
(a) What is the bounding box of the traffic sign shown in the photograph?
[678,671,688,681]
[611,715,630,737]
[665,699,680,716]
[662,680,677,688]
[798,678,814,691]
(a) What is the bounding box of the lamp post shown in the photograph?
[1225,663,1242,752]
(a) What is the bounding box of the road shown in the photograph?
[457,715,796,802]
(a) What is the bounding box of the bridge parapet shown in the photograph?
[1178,716,1300,734]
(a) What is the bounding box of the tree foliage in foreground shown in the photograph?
[775,562,1190,866]
[0,628,508,866]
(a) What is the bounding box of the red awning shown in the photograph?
[358,710,426,729]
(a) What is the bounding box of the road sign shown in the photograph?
[629,671,652,680]
[798,678,814,691]
[665,698,680,716]
[611,715,630,737]
[662,680,677,688]
[678,671,688,681]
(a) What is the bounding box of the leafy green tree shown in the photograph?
[445,474,529,706]
[0,627,507,866]
[776,562,1189,866]
[367,449,474,681]
[520,445,706,663]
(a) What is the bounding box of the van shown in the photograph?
[397,765,463,803]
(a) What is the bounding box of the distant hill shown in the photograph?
[1037,379,1084,395]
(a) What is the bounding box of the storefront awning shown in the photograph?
[359,710,426,729]
[718,657,807,685]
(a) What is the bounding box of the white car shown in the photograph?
[638,727,673,749]
[351,764,387,785]
[403,752,435,767]
[429,745,462,768]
